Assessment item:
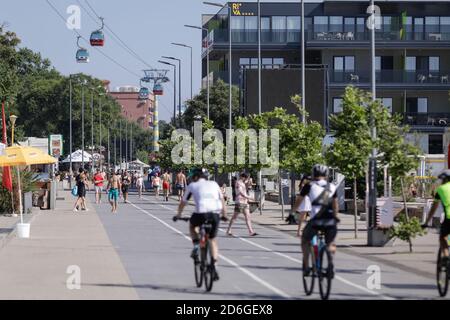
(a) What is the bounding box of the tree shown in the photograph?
[326,87,372,238]
[327,86,422,238]
[181,79,240,132]
[389,213,426,253]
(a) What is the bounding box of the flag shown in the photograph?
[1,101,12,192]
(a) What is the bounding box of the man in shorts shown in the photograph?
[226,172,258,237]
[93,169,105,204]
[107,171,121,213]
[174,168,228,280]
[175,169,187,201]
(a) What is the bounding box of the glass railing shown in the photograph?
[403,113,450,127]
[203,26,450,45]
[330,70,450,84]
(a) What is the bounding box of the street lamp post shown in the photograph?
[172,43,193,101]
[91,91,95,172]
[162,56,182,127]
[159,60,177,127]
[368,0,379,246]
[99,94,103,171]
[301,0,306,124]
[203,1,233,186]
[69,76,73,188]
[184,25,210,120]
[81,80,87,170]
[9,114,17,217]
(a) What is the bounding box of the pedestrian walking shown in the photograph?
[93,169,105,204]
[296,175,312,237]
[121,171,131,203]
[162,170,172,202]
[226,172,258,237]
[107,171,121,213]
[136,173,144,199]
[175,169,187,201]
[73,168,88,212]
[152,173,161,198]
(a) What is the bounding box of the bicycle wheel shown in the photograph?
[302,246,316,296]
[436,248,449,297]
[194,256,203,288]
[318,247,333,300]
[204,241,214,292]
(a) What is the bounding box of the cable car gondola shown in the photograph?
[76,36,89,63]
[90,17,105,47]
[139,87,150,101]
[153,83,164,96]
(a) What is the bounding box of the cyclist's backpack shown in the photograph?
[310,182,336,227]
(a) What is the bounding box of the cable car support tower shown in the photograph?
[141,69,169,153]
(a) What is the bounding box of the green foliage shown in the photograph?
[181,79,240,133]
[326,87,372,180]
[326,86,421,181]
[135,150,150,164]
[389,214,426,252]
[233,97,324,174]
[0,169,38,214]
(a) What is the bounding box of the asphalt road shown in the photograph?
[89,190,443,300]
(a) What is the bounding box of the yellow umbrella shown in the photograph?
[0,145,57,167]
[0,145,57,226]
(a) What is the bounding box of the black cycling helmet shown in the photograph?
[190,167,209,179]
[438,169,450,181]
[312,164,329,178]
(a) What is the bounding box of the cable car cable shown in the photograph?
[46,0,176,120]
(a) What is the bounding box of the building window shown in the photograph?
[429,56,440,72]
[329,16,343,32]
[429,134,443,154]
[406,97,428,113]
[333,56,354,71]
[344,17,356,32]
[314,16,328,33]
[287,16,300,42]
[333,98,343,113]
[425,16,440,34]
[379,98,393,113]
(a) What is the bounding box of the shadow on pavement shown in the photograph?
[84,283,288,300]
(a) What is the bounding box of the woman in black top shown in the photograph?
[73,168,88,211]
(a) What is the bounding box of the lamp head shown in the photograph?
[9,114,17,125]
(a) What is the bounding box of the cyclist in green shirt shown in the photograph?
[423,170,450,261]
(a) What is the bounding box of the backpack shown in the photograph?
[310,182,336,225]
[71,185,78,197]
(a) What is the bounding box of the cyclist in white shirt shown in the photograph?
[174,168,228,280]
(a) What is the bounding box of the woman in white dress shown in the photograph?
[297,176,312,237]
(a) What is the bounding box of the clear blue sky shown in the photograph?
[3,0,304,121]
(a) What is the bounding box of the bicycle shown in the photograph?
[302,229,334,300]
[173,215,218,292]
[422,225,450,297]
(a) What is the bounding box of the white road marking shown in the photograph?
[130,200,291,299]
[139,196,394,300]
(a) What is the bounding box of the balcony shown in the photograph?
[203,25,450,50]
[330,70,450,87]
[403,113,450,127]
